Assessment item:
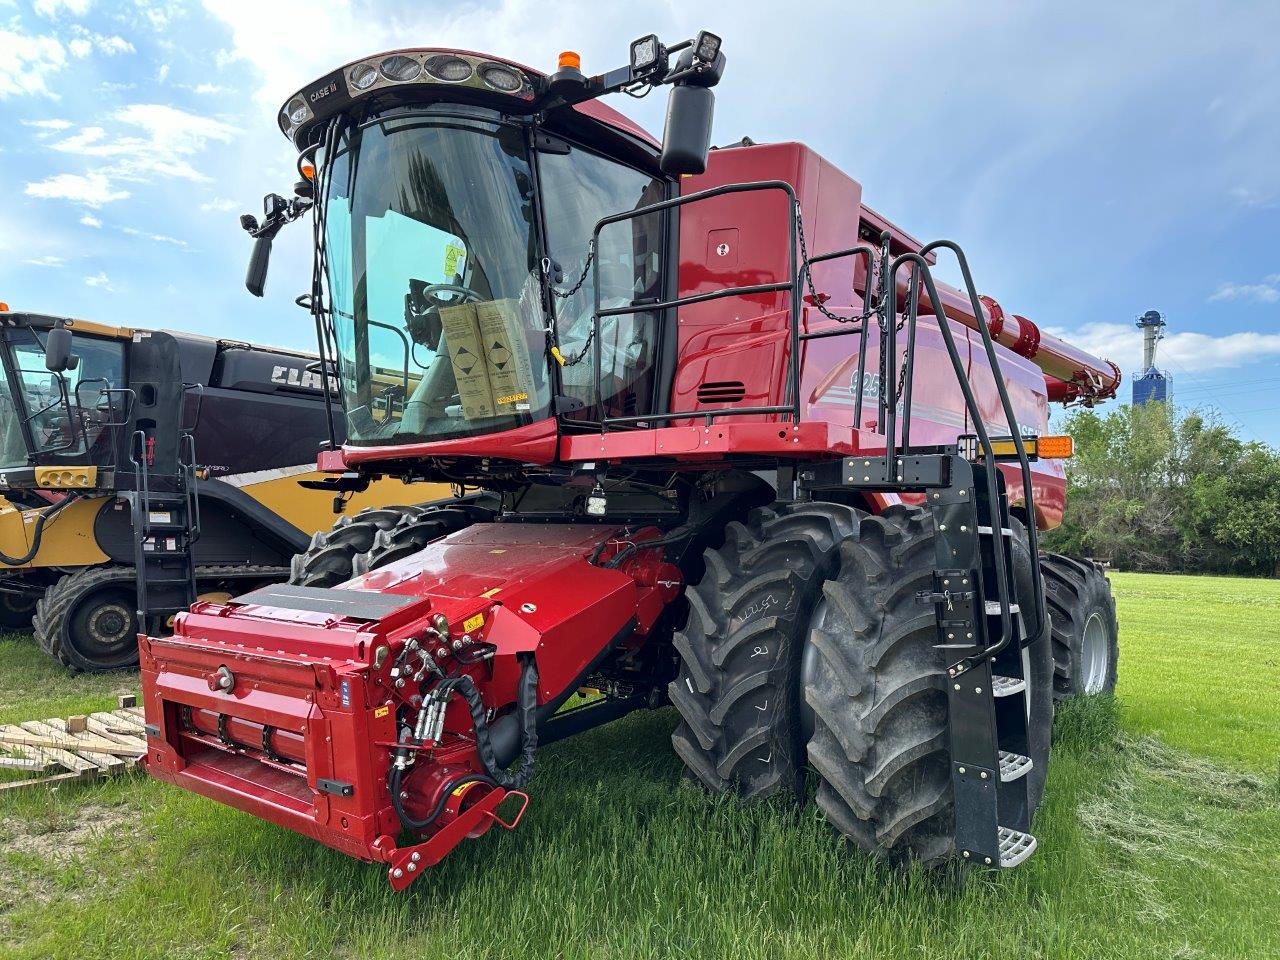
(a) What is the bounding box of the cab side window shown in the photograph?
[540,146,666,417]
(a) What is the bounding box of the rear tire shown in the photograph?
[668,501,858,800]
[1041,554,1118,700]
[288,505,435,587]
[804,505,1053,864]
[0,591,38,631]
[352,501,495,576]
[34,566,139,672]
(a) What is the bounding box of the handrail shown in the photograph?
[586,180,802,429]
[884,252,1016,662]
[577,179,1042,666]
[920,239,1048,650]
[796,243,878,430]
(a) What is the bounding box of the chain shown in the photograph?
[895,348,910,405]
[557,327,595,367]
[543,241,595,300]
[795,204,877,326]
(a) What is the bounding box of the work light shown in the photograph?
[349,62,378,90]
[694,30,721,64]
[380,54,422,82]
[630,34,663,75]
[424,54,473,82]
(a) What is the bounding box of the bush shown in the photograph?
[1045,402,1280,576]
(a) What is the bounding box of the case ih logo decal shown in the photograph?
[309,80,339,104]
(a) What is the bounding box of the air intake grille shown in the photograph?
[697,380,746,404]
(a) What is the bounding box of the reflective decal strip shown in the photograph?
[216,464,316,489]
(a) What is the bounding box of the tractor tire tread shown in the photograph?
[1040,552,1119,700]
[668,501,858,801]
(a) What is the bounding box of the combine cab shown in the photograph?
[139,31,1120,886]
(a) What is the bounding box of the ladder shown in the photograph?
[129,423,201,629]
[117,331,204,631]
[926,454,1037,866]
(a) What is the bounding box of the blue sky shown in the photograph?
[3,0,1279,443]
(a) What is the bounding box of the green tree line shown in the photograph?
[1044,402,1280,576]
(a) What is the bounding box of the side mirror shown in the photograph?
[246,236,272,297]
[44,324,74,373]
[660,83,715,176]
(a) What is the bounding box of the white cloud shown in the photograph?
[0,27,68,99]
[131,0,183,30]
[79,214,102,227]
[47,105,238,184]
[21,117,72,131]
[95,35,134,55]
[1229,186,1275,209]
[23,255,66,267]
[193,83,226,95]
[84,271,115,290]
[119,225,187,247]
[68,28,136,58]
[1046,321,1280,375]
[157,63,170,83]
[199,197,237,212]
[1208,277,1280,304]
[33,0,92,16]
[24,171,130,207]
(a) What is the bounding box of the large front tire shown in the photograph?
[804,505,1053,864]
[669,502,858,800]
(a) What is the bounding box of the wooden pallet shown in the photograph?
[0,699,147,793]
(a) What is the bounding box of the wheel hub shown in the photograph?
[1081,610,1109,694]
[87,602,134,648]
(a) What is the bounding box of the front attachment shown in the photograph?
[139,521,680,888]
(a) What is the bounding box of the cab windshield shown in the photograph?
[322,108,549,445]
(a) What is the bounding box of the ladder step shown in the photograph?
[997,827,1037,867]
[984,601,1020,615]
[998,750,1033,782]
[991,675,1026,697]
[977,525,1014,536]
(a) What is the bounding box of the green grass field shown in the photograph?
[1,571,1277,960]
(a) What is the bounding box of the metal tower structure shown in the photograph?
[1132,310,1171,405]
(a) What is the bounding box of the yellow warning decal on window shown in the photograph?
[374,705,390,719]
[495,391,528,405]
[463,613,485,633]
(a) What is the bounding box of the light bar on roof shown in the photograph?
[277,49,538,145]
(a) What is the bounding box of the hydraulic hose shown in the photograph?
[0,494,80,566]
[388,656,540,832]
[451,662,540,790]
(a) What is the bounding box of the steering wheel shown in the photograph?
[414,282,483,311]
[405,282,485,352]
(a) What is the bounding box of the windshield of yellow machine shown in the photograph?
[322,109,549,445]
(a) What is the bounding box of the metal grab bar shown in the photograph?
[586,180,802,429]
[920,239,1048,650]
[796,243,878,429]
[884,250,1041,666]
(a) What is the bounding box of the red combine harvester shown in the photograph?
[138,32,1121,887]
